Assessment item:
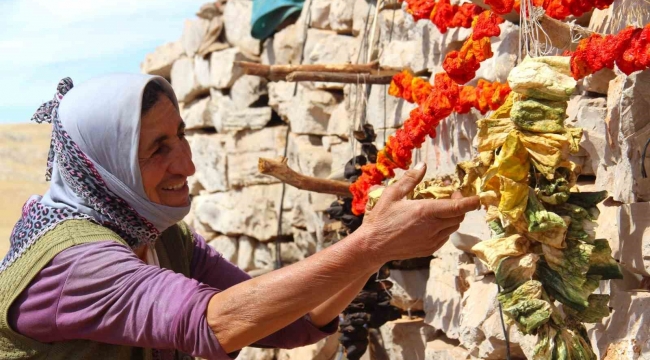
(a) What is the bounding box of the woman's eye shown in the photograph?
[178,132,186,139]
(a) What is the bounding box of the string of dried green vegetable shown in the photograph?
[464,56,623,359]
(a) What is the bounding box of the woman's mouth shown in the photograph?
[162,181,187,191]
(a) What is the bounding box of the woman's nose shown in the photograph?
[169,141,196,177]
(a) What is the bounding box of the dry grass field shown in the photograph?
[0,123,52,258]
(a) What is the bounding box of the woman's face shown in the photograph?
[138,95,195,207]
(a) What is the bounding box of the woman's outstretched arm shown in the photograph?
[207,164,480,353]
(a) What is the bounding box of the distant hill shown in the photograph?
[0,123,51,258]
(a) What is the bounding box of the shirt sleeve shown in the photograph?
[8,241,233,360]
[190,231,339,349]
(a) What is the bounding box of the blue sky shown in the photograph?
[0,0,207,124]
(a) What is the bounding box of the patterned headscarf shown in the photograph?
[1,75,191,272]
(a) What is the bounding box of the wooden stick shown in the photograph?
[534,12,596,51]
[259,157,352,197]
[286,71,396,84]
[235,61,381,81]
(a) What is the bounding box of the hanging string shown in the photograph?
[275,0,314,270]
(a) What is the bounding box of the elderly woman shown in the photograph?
[0,75,479,360]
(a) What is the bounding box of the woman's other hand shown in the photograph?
[357,163,480,264]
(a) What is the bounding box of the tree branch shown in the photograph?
[235,61,382,81]
[259,157,352,197]
[285,71,396,84]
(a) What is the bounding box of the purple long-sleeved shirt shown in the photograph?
[7,232,336,359]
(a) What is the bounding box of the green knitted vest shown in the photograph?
[0,219,196,360]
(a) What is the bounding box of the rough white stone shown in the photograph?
[379,319,430,360]
[228,149,280,188]
[425,338,474,360]
[197,2,219,19]
[352,0,375,37]
[566,95,608,176]
[326,101,352,137]
[582,68,616,95]
[277,334,340,360]
[181,96,211,130]
[188,133,228,193]
[262,23,302,66]
[269,82,340,135]
[388,269,429,311]
[197,16,226,57]
[181,18,210,58]
[224,0,261,56]
[617,202,650,276]
[304,29,356,65]
[380,39,426,72]
[224,126,288,187]
[292,228,318,257]
[140,41,184,78]
[287,134,333,178]
[310,0,332,30]
[424,241,474,339]
[194,55,212,88]
[422,111,480,179]
[364,84,417,130]
[451,209,490,253]
[379,20,443,73]
[208,235,238,263]
[221,107,273,133]
[209,48,254,89]
[329,0,355,33]
[227,125,289,153]
[328,138,353,179]
[230,75,268,108]
[237,235,256,271]
[171,57,210,103]
[254,241,274,270]
[270,241,305,265]
[379,9,412,43]
[303,29,358,89]
[591,281,650,359]
[207,87,272,133]
[194,184,293,241]
[237,347,276,360]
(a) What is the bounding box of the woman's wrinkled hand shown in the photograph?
[357,163,480,265]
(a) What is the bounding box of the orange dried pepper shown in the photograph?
[472,11,504,40]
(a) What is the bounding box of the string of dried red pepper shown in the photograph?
[570,24,650,80]
[349,70,510,215]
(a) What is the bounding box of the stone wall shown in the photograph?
[141,0,650,358]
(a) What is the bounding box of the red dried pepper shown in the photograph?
[570,25,650,79]
[443,36,493,84]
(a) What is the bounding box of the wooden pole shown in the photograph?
[235,61,381,81]
[534,12,596,51]
[285,71,396,84]
[259,157,352,197]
